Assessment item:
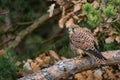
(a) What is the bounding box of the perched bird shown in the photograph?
[68,24,107,64]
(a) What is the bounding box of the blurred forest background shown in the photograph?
[0,0,120,80]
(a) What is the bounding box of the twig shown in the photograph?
[17,21,33,25]
[0,9,9,15]
[18,50,120,80]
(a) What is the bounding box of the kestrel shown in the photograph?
[68,24,107,64]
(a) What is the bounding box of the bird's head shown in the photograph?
[68,25,79,34]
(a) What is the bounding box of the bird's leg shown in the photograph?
[77,49,84,58]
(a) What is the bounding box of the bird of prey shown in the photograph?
[68,24,107,64]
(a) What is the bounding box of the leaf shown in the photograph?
[104,27,118,35]
[49,50,60,60]
[48,3,55,17]
[73,3,81,12]
[105,36,115,43]
[15,61,22,66]
[75,73,85,80]
[115,36,120,43]
[61,56,67,60]
[91,1,99,9]
[35,57,44,67]
[23,62,32,70]
[65,18,74,28]
[56,0,66,6]
[43,56,50,64]
[39,53,46,59]
[86,70,94,80]
[94,69,103,80]
[106,69,116,80]
[59,13,72,28]
[93,27,103,36]
[23,62,33,75]
[30,62,40,72]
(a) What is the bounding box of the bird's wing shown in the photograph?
[86,42,107,60]
[70,29,94,51]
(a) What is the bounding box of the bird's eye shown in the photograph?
[72,28,77,32]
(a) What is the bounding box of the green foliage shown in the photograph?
[103,43,116,51]
[109,0,120,6]
[103,42,120,51]
[82,3,92,15]
[59,46,74,58]
[98,32,120,51]
[46,44,56,51]
[103,5,116,18]
[82,3,102,29]
[0,50,17,80]
[24,36,44,58]
[26,10,36,21]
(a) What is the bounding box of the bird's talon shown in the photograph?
[78,54,83,58]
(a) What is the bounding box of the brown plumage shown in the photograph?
[68,24,107,64]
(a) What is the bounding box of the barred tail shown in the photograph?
[93,56,107,65]
[87,48,107,66]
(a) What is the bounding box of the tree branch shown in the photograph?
[18,50,120,80]
[7,8,61,49]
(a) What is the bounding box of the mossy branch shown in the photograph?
[18,50,120,80]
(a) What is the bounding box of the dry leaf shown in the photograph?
[106,69,116,80]
[86,70,93,80]
[108,27,118,35]
[23,62,32,71]
[30,62,40,72]
[39,53,46,59]
[59,12,73,28]
[115,36,120,43]
[73,3,81,12]
[49,50,60,60]
[16,61,22,66]
[56,0,66,6]
[107,18,113,23]
[59,16,68,28]
[27,59,33,63]
[23,62,33,75]
[77,14,86,22]
[65,18,74,28]
[73,15,79,20]
[43,56,50,64]
[75,73,85,80]
[48,3,55,17]
[92,1,99,9]
[61,56,67,60]
[35,57,44,66]
[94,69,103,80]
[93,27,103,36]
[105,36,115,43]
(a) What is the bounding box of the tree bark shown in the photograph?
[18,50,120,80]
